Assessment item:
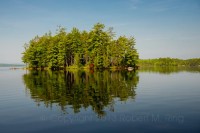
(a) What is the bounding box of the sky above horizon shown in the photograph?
[0,0,200,63]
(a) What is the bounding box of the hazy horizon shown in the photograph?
[0,0,200,64]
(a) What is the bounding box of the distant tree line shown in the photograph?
[22,23,138,70]
[0,64,25,67]
[139,58,200,67]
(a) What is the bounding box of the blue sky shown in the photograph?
[0,0,200,63]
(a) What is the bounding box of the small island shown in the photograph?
[22,23,139,70]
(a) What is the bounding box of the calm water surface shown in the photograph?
[0,67,200,133]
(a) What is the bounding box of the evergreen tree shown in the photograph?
[22,23,139,70]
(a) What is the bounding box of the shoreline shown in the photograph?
[9,66,138,71]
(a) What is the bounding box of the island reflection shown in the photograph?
[23,70,139,117]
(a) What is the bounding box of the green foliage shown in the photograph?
[139,58,200,67]
[22,23,139,69]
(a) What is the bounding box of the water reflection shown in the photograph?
[139,66,200,74]
[23,70,139,117]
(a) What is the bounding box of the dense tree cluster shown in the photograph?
[22,23,138,70]
[139,58,200,67]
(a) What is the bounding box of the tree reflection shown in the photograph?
[23,70,139,118]
[139,66,200,74]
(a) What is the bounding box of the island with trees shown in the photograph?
[22,23,139,70]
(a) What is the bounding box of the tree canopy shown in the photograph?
[22,23,138,70]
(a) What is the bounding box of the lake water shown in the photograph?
[0,67,200,133]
